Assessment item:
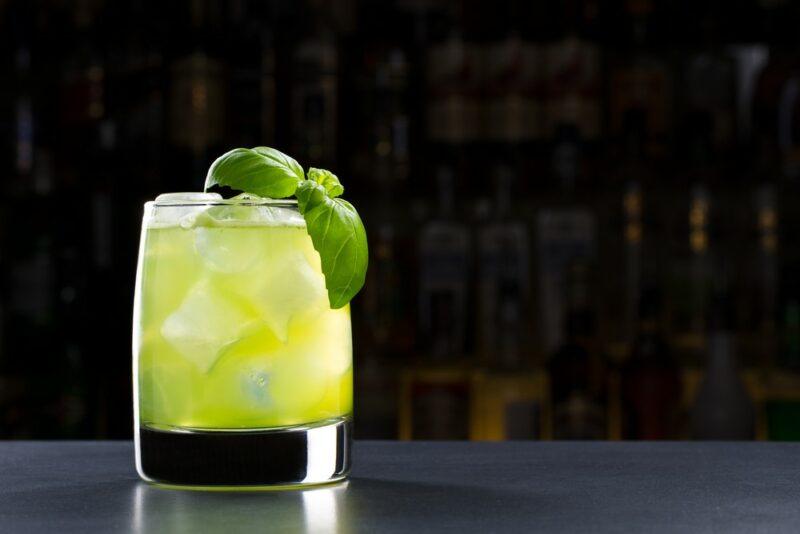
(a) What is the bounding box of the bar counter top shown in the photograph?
[1,441,799,533]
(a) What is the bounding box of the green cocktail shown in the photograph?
[137,199,351,430]
[134,194,353,486]
[134,147,366,488]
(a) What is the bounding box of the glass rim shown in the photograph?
[147,194,298,208]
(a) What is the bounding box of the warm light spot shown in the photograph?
[759,209,777,230]
[690,230,707,252]
[625,223,642,243]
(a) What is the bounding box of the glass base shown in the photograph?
[135,417,351,488]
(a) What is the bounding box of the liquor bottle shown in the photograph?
[754,185,779,363]
[684,49,737,155]
[621,288,682,439]
[402,161,473,440]
[482,22,543,147]
[168,0,226,184]
[418,166,471,362]
[687,184,712,337]
[362,46,411,189]
[691,288,755,440]
[355,45,414,429]
[778,183,800,371]
[426,10,480,147]
[226,0,266,148]
[767,215,800,439]
[356,224,403,439]
[111,1,166,197]
[543,1,601,143]
[728,44,769,146]
[612,111,650,347]
[59,0,106,130]
[400,366,472,440]
[776,70,800,183]
[607,0,671,158]
[669,117,715,353]
[476,164,530,369]
[291,8,338,168]
[536,125,596,355]
[13,46,34,184]
[782,302,800,370]
[548,263,607,440]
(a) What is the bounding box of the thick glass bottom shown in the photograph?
[135,416,351,488]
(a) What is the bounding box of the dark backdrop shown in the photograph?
[1,0,799,440]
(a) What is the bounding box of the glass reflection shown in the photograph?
[131,481,350,533]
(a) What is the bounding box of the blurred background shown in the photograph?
[2,0,800,441]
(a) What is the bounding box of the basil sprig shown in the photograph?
[205,147,368,309]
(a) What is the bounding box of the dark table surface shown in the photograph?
[1,441,799,533]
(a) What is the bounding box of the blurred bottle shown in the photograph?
[11,40,35,194]
[781,301,800,369]
[476,165,530,369]
[356,222,411,438]
[291,8,338,168]
[168,0,225,181]
[688,184,712,335]
[754,184,779,364]
[355,43,414,436]
[226,0,270,148]
[608,0,670,158]
[426,8,480,147]
[765,299,800,440]
[548,263,606,440]
[543,1,601,142]
[691,288,755,440]
[402,367,472,440]
[115,1,165,193]
[482,17,543,149]
[357,46,411,189]
[611,111,649,348]
[59,0,106,130]
[536,124,596,355]
[621,288,682,439]
[684,49,737,156]
[669,120,714,354]
[419,166,471,362]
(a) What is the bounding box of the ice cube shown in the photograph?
[194,226,265,273]
[257,206,305,228]
[195,202,305,228]
[199,325,321,425]
[160,280,258,372]
[148,193,223,229]
[207,326,282,408]
[248,250,328,342]
[155,192,223,203]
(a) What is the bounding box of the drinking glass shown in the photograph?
[133,193,352,488]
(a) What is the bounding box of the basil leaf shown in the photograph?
[204,147,369,309]
[297,180,368,309]
[307,168,344,198]
[296,179,328,214]
[205,147,304,198]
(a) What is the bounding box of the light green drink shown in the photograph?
[134,193,354,487]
